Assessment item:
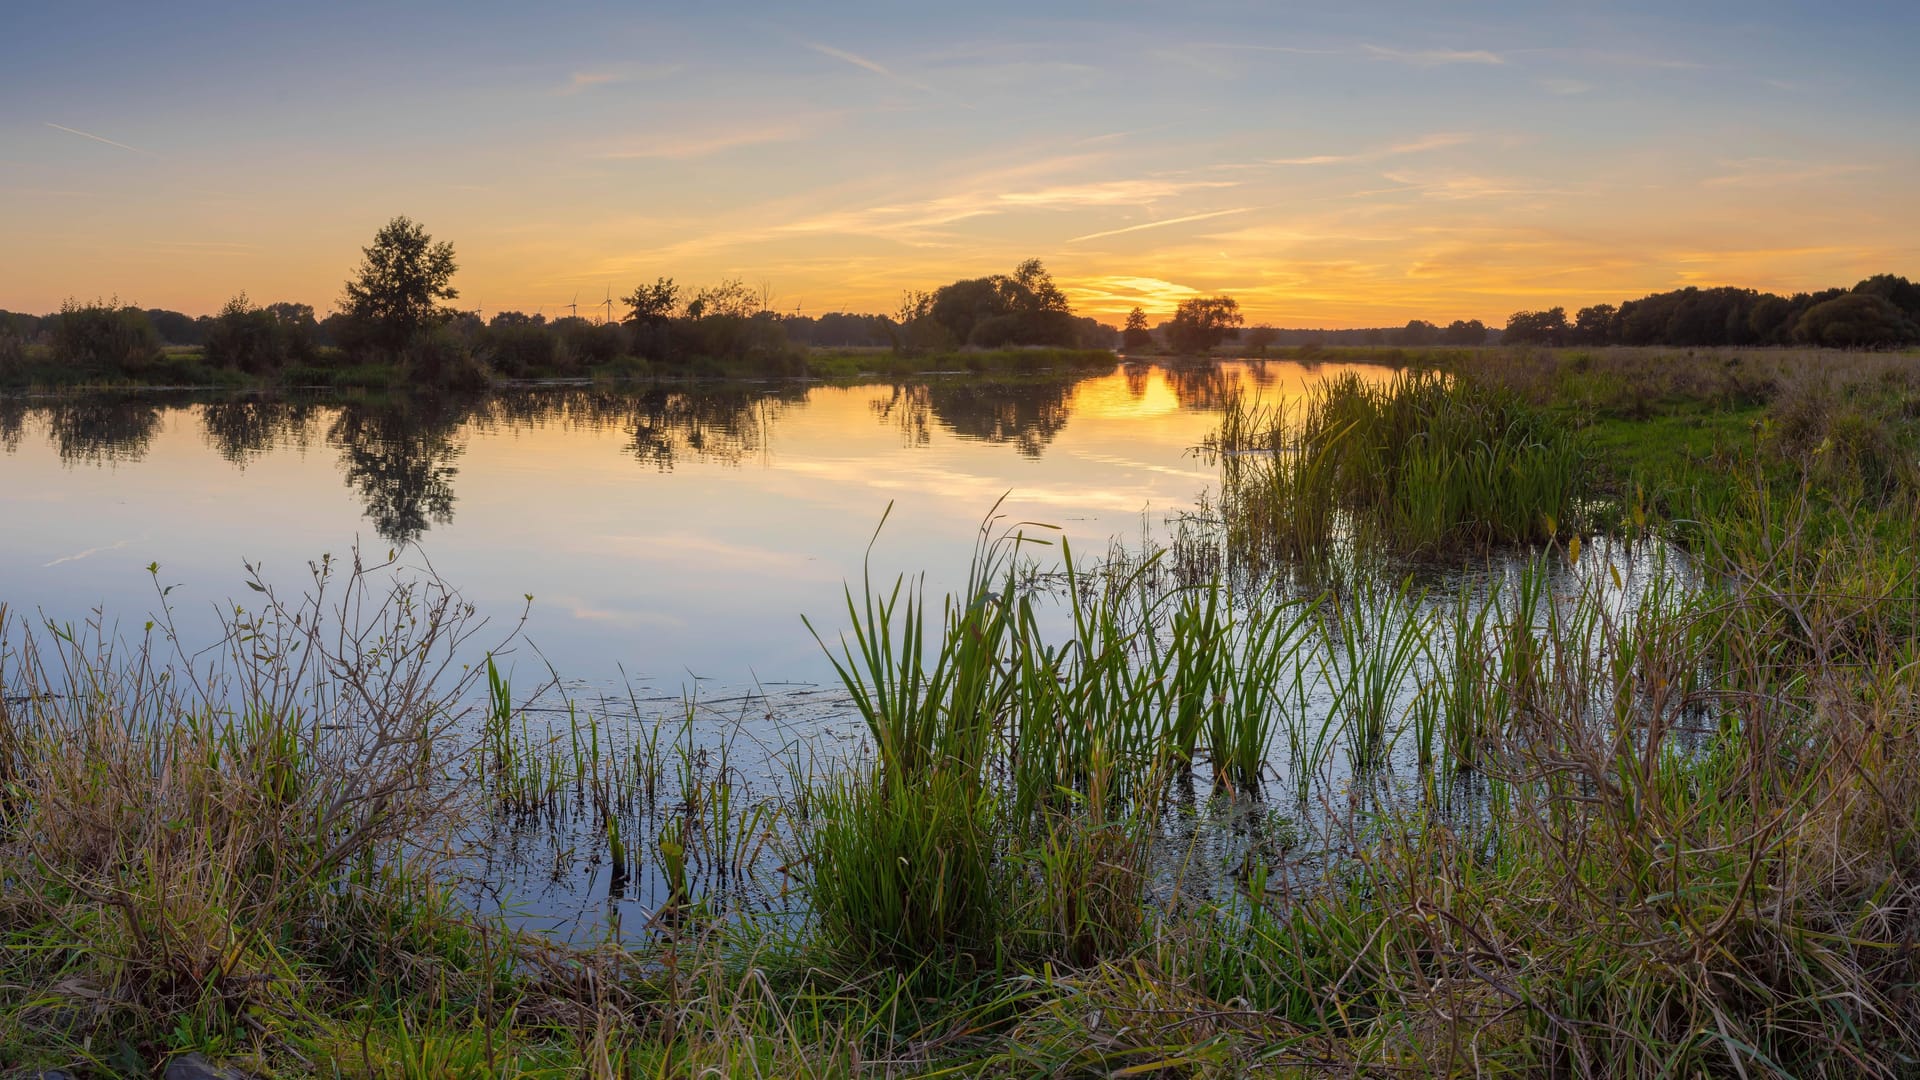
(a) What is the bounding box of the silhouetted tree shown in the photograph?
[623,278,680,325]
[1503,307,1570,346]
[338,216,459,354]
[1793,293,1919,348]
[1395,319,1439,347]
[1166,296,1243,354]
[1122,307,1153,350]
[1573,304,1616,345]
[1439,319,1488,345]
[1245,324,1278,355]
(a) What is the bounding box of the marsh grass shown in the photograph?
[1212,369,1587,571]
[7,356,1920,1074]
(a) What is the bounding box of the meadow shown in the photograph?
[3,345,1919,1076]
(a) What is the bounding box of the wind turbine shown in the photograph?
[602,286,614,326]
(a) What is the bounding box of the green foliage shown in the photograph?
[203,292,315,373]
[1793,291,1919,347]
[50,297,162,371]
[622,276,679,325]
[1166,295,1243,354]
[338,215,459,354]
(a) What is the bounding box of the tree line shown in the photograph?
[0,217,1121,387]
[1503,275,1920,349]
[3,214,1913,387]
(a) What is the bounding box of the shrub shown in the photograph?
[50,297,161,372]
[204,293,313,374]
[479,322,560,377]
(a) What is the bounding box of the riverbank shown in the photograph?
[0,344,1120,394]
[3,349,1918,1075]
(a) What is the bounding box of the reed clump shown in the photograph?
[1212,369,1587,569]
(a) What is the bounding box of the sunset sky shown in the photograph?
[4,1,1915,327]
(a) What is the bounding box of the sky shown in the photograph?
[3,0,1916,327]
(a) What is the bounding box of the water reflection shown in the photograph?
[201,398,319,466]
[328,396,470,545]
[0,363,1379,546]
[48,397,163,465]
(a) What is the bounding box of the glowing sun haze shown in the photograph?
[4,1,1915,327]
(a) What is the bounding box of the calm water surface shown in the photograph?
[2,361,1388,692]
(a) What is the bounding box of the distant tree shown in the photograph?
[1166,296,1243,354]
[925,259,1078,348]
[1792,293,1919,348]
[205,292,314,373]
[1245,324,1278,355]
[1395,319,1439,347]
[623,277,680,325]
[145,308,203,346]
[1573,304,1616,345]
[1746,295,1794,344]
[1011,258,1070,314]
[1852,274,1920,321]
[1503,307,1570,346]
[51,298,161,370]
[339,215,459,353]
[1122,307,1153,350]
[488,310,545,328]
[687,278,757,319]
[1440,319,1488,345]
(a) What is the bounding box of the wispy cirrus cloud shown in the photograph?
[1362,44,1504,66]
[1268,132,1472,167]
[1702,158,1871,188]
[44,122,153,155]
[555,64,684,95]
[597,114,836,160]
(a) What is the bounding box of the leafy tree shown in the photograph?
[52,298,160,370]
[487,310,545,328]
[1852,274,1920,321]
[1792,293,1919,348]
[1573,304,1616,345]
[204,292,314,373]
[1166,296,1243,354]
[1503,307,1569,346]
[1395,319,1439,347]
[1245,324,1279,355]
[1122,307,1153,350]
[145,308,204,346]
[687,279,758,320]
[623,278,680,325]
[1440,319,1488,345]
[927,259,1078,348]
[339,215,459,353]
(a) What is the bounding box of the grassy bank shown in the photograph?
[0,342,1118,393]
[4,352,1920,1075]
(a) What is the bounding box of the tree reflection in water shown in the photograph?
[1,370,1213,543]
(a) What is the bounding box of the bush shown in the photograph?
[556,320,625,370]
[479,322,560,377]
[204,293,313,374]
[400,325,492,390]
[50,297,161,372]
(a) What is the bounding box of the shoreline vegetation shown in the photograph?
[2,215,1914,394]
[4,345,1920,1074]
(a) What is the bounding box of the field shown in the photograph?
[3,345,1919,1076]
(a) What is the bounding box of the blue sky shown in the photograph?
[4,0,1915,324]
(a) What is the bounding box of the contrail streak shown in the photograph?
[45,122,153,155]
